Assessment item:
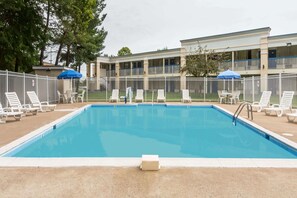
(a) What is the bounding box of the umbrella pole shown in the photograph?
[232,78,234,93]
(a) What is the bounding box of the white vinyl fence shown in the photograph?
[1,69,296,108]
[0,70,58,106]
[84,73,297,107]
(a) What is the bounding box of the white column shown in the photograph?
[279,73,282,102]
[260,37,269,91]
[231,51,234,70]
[23,72,26,105]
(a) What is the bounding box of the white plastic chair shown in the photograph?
[135,89,144,103]
[77,90,86,103]
[5,92,38,115]
[181,89,192,103]
[229,91,241,104]
[0,103,23,123]
[251,91,272,112]
[57,90,65,103]
[109,89,119,103]
[157,89,166,103]
[264,91,294,117]
[218,90,226,104]
[27,91,56,112]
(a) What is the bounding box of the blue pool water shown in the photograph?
[5,105,297,158]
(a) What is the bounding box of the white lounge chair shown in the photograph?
[251,91,272,112]
[109,89,119,103]
[157,89,166,103]
[135,89,144,103]
[181,89,192,103]
[287,109,297,122]
[5,92,38,115]
[264,91,294,117]
[77,90,86,103]
[0,103,23,123]
[27,91,56,112]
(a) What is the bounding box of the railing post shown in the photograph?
[6,70,8,106]
[203,77,207,102]
[106,77,108,102]
[23,72,26,105]
[243,77,246,101]
[36,74,39,96]
[252,76,255,102]
[164,76,167,95]
[279,73,282,102]
[55,77,57,103]
[86,78,89,102]
[47,76,49,102]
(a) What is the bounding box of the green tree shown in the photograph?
[54,0,107,70]
[181,44,230,77]
[117,47,132,56]
[0,0,44,72]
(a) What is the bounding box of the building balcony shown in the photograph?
[119,69,131,76]
[268,56,297,69]
[132,68,144,76]
[165,65,180,74]
[106,70,116,77]
[234,59,260,71]
[148,66,163,75]
[219,59,260,71]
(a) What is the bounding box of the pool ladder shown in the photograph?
[232,102,253,126]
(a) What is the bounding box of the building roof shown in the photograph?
[180,27,271,43]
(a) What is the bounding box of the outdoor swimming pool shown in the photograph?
[3,104,297,159]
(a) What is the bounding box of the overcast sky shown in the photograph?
[102,0,297,56]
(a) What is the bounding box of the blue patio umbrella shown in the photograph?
[217,69,240,91]
[57,70,82,91]
[57,70,82,79]
[217,69,240,79]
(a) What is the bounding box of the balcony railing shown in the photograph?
[106,70,116,77]
[234,59,260,71]
[148,66,163,75]
[268,56,297,69]
[219,59,260,71]
[132,68,144,76]
[165,65,180,74]
[119,69,131,76]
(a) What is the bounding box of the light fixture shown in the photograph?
[286,42,292,47]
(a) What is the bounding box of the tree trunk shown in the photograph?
[55,43,63,65]
[14,56,19,72]
[39,0,51,66]
[66,45,70,66]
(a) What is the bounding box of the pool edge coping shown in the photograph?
[0,103,296,168]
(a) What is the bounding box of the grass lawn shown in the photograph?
[85,90,297,108]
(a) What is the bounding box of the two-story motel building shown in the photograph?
[87,27,297,91]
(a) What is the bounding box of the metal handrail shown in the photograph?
[232,102,253,126]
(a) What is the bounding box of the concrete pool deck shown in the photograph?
[0,102,296,197]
